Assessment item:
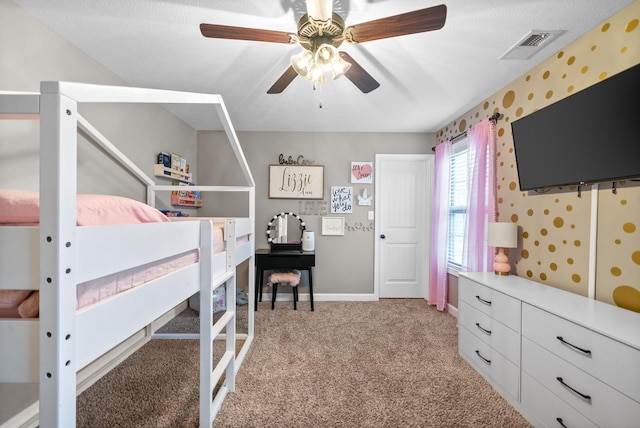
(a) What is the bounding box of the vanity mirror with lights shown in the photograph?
[266,212,306,250]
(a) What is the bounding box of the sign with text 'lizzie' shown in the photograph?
[268,164,324,199]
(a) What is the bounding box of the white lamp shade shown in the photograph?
[291,50,313,77]
[314,44,340,72]
[488,222,518,248]
[331,56,352,80]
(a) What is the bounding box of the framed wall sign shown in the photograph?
[351,161,373,184]
[330,186,353,213]
[269,164,324,199]
[322,217,345,236]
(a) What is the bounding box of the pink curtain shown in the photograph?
[429,140,452,311]
[462,119,496,272]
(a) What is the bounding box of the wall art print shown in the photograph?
[330,186,353,213]
[351,162,373,184]
[322,217,345,236]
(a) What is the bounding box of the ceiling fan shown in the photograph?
[200,1,447,94]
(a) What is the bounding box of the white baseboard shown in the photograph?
[447,303,458,318]
[261,292,379,303]
[266,293,459,316]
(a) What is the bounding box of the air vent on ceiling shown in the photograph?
[499,30,566,60]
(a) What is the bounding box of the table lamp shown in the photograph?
[488,222,518,275]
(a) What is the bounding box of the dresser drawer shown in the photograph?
[521,372,598,428]
[458,300,520,365]
[459,276,520,331]
[459,325,520,401]
[522,303,640,403]
[522,337,640,427]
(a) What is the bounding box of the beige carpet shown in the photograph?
[77,300,531,428]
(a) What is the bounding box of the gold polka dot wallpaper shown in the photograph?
[437,2,640,311]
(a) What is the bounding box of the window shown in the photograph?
[447,137,469,270]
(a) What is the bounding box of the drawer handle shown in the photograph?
[556,336,592,356]
[475,350,491,365]
[556,418,567,428]
[556,377,591,402]
[475,295,492,306]
[475,323,492,336]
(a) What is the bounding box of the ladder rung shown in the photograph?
[211,311,234,339]
[211,350,234,387]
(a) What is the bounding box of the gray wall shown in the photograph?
[0,0,196,209]
[197,131,435,296]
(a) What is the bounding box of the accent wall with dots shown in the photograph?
[437,1,640,312]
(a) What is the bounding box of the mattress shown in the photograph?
[0,190,226,318]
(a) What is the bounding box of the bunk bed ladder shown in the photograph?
[199,220,237,426]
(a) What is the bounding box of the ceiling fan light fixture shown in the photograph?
[314,43,340,72]
[308,64,326,84]
[291,44,348,84]
[291,49,313,77]
[331,56,352,80]
[201,4,447,94]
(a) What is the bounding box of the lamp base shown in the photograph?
[493,248,511,276]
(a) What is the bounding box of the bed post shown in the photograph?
[224,218,236,393]
[198,220,214,426]
[39,84,79,426]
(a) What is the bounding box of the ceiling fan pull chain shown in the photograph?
[315,82,323,108]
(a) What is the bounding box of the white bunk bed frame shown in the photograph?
[0,81,256,427]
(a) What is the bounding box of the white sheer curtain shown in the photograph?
[428,140,452,311]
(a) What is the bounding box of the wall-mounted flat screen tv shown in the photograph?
[511,62,640,191]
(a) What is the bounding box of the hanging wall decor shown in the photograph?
[357,188,372,206]
[322,217,345,236]
[269,164,324,199]
[330,186,353,213]
[351,161,373,184]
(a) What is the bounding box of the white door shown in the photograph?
[375,154,433,298]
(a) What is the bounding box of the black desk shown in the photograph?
[255,249,315,311]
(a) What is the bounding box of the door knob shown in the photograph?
[380,234,386,239]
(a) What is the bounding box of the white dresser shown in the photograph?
[458,272,640,428]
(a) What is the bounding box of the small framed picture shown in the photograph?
[322,217,345,236]
[351,162,373,184]
[330,186,353,213]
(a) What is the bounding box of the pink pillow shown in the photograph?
[0,189,169,225]
[0,289,32,309]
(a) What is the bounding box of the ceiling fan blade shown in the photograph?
[267,66,299,94]
[200,23,296,44]
[344,4,447,44]
[340,52,380,93]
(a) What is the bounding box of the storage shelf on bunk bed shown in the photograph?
[171,194,203,207]
[154,164,192,183]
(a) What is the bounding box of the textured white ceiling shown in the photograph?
[11,0,636,132]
